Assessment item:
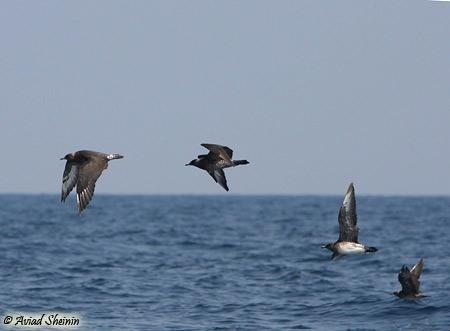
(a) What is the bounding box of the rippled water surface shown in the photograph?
[1,194,449,330]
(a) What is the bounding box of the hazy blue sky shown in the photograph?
[1,1,450,195]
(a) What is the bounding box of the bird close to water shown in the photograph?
[60,150,124,216]
[186,143,249,191]
[321,183,378,260]
[393,258,427,299]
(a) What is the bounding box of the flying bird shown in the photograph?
[321,183,378,260]
[60,150,124,216]
[186,143,249,191]
[393,258,427,299]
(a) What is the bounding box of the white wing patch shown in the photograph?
[76,185,94,216]
[61,164,79,202]
[76,193,80,212]
[342,191,352,211]
[214,169,225,181]
[213,169,229,191]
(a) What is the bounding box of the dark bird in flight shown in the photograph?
[393,258,427,299]
[321,183,378,260]
[186,143,249,191]
[60,150,124,216]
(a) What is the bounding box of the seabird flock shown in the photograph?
[60,144,427,299]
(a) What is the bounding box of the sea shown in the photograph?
[0,194,449,331]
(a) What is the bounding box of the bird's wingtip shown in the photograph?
[347,182,354,193]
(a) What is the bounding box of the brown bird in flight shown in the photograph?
[60,150,123,216]
[186,143,249,191]
[393,258,427,299]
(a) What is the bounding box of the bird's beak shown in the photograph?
[60,157,65,160]
[185,163,190,166]
[321,245,326,248]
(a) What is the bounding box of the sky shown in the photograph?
[1,1,450,195]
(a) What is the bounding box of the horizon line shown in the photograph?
[1,192,450,198]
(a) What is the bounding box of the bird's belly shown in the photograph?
[337,243,366,255]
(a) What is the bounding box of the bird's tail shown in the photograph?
[233,160,249,166]
[365,246,378,253]
[107,154,124,160]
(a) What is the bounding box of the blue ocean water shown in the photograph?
[0,194,449,330]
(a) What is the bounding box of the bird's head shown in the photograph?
[60,152,76,161]
[185,159,197,166]
[321,243,334,251]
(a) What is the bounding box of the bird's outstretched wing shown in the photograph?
[76,157,108,215]
[410,258,424,293]
[399,265,417,295]
[337,183,359,243]
[207,168,229,191]
[61,161,79,203]
[202,143,233,164]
